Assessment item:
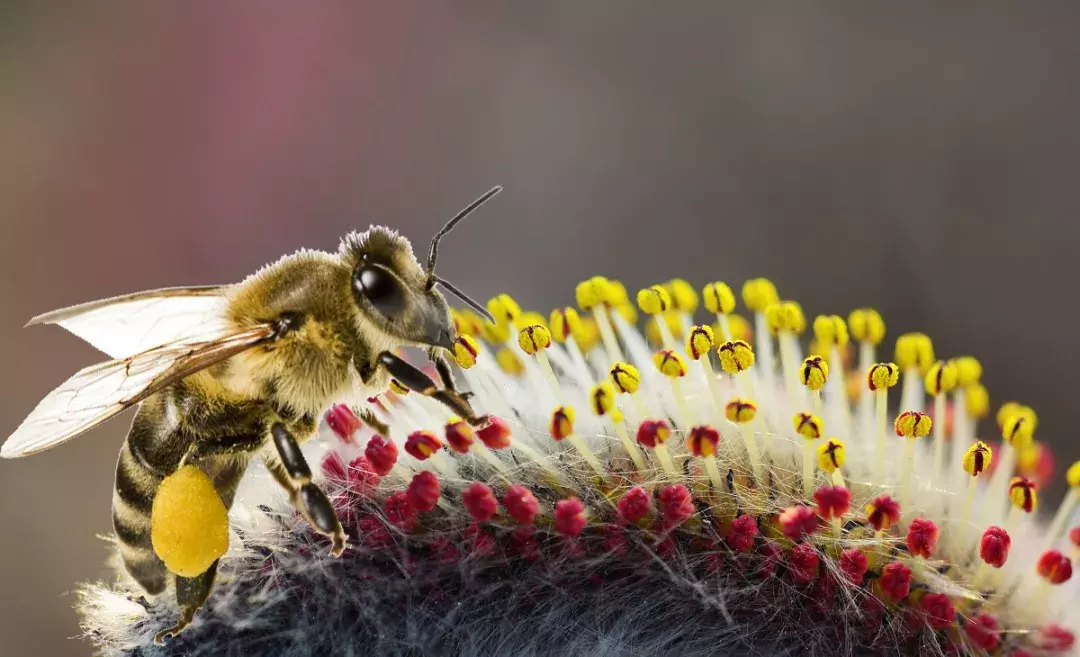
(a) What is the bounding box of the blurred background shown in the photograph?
[2,3,1079,655]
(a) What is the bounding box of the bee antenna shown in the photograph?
[426,185,502,283]
[433,276,496,324]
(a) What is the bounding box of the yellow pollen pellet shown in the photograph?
[151,465,229,578]
[813,315,849,348]
[389,379,409,396]
[549,307,582,343]
[637,285,672,315]
[965,383,990,418]
[575,276,613,310]
[653,349,687,378]
[800,355,829,391]
[895,411,932,438]
[1003,413,1036,450]
[717,340,755,374]
[895,333,935,373]
[1067,460,1080,489]
[517,324,552,355]
[609,362,642,394]
[590,381,618,416]
[496,347,525,376]
[741,278,779,312]
[452,336,480,369]
[487,294,522,325]
[686,324,715,361]
[924,360,959,396]
[668,279,699,313]
[793,412,823,440]
[848,308,885,345]
[817,438,846,473]
[962,441,993,477]
[867,362,899,391]
[725,398,757,423]
[1008,477,1037,513]
[764,301,806,335]
[550,406,576,440]
[703,281,736,315]
[953,356,983,387]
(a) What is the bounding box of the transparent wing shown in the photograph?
[1,325,274,458]
[27,286,230,359]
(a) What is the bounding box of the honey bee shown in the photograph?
[1,187,502,641]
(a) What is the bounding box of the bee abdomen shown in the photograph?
[113,440,168,594]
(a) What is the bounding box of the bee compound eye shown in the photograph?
[355,266,404,314]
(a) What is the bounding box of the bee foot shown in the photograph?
[330,533,348,557]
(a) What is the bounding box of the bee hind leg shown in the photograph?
[268,423,347,556]
[377,351,488,426]
[357,407,390,437]
[153,559,220,645]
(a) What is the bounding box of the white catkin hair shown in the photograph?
[79,280,1080,657]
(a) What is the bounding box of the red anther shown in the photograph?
[686,425,720,458]
[430,536,461,565]
[905,517,939,559]
[727,515,759,553]
[364,435,398,476]
[445,419,476,454]
[866,495,901,532]
[980,525,1011,568]
[779,505,819,541]
[636,419,672,448]
[880,561,912,601]
[602,524,629,556]
[1071,525,1080,548]
[1036,549,1073,584]
[964,614,1001,652]
[756,541,782,578]
[788,542,819,585]
[346,456,381,497]
[407,471,441,513]
[659,484,695,527]
[359,516,391,549]
[464,522,497,557]
[462,482,498,522]
[554,497,588,538]
[920,593,956,630]
[477,416,512,450]
[1036,624,1076,652]
[618,486,653,524]
[839,547,868,584]
[325,404,363,445]
[813,485,851,520]
[503,485,540,524]
[384,491,417,531]
[510,525,541,562]
[1010,651,1033,657]
[321,450,348,482]
[404,431,443,461]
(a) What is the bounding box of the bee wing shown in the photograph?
[1,324,274,458]
[27,285,231,359]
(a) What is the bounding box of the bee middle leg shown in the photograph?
[377,351,487,426]
[268,422,347,556]
[154,559,220,645]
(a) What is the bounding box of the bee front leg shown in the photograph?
[377,351,487,426]
[153,560,220,645]
[427,347,472,401]
[268,423,347,556]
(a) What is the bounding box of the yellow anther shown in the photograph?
[576,276,613,310]
[848,308,885,345]
[686,324,715,361]
[549,307,582,343]
[894,333,935,373]
[487,294,521,326]
[965,383,990,418]
[996,403,1037,432]
[1017,442,1043,472]
[1003,412,1036,450]
[813,315,849,348]
[517,311,547,331]
[550,406,576,440]
[590,381,618,416]
[1008,477,1037,513]
[867,362,900,391]
[608,280,631,306]
[724,314,753,342]
[764,301,806,335]
[703,281,736,315]
[817,438,846,473]
[717,340,755,375]
[451,308,485,338]
[741,278,779,312]
[576,317,601,352]
[637,285,672,315]
[800,355,829,391]
[952,356,982,387]
[389,379,409,396]
[653,349,687,378]
[517,324,552,355]
[452,336,480,369]
[793,412,824,440]
[614,303,638,325]
[496,347,525,376]
[895,411,932,438]
[609,362,642,394]
[1067,460,1080,489]
[646,313,685,346]
[151,465,229,578]
[725,398,757,423]
[668,279,699,313]
[482,320,511,344]
[924,360,959,396]
[962,441,993,477]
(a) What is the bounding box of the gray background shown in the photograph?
[2,3,1079,655]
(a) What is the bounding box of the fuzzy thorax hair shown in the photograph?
[81,278,1079,656]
